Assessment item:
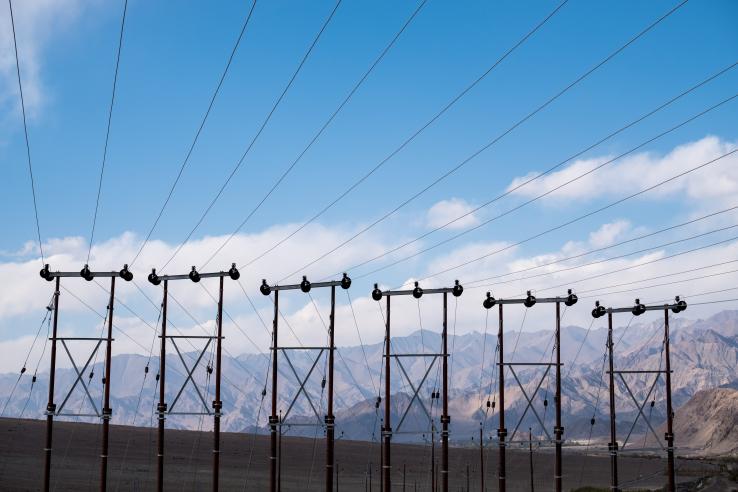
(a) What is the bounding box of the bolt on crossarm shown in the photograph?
[147,264,240,492]
[482,289,577,492]
[591,296,686,492]
[38,263,133,492]
[371,280,464,492]
[260,273,352,492]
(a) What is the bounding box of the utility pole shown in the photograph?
[42,276,59,492]
[148,264,238,492]
[554,300,563,492]
[528,428,534,492]
[157,279,167,492]
[403,462,406,492]
[479,424,484,492]
[100,275,115,492]
[441,293,450,492]
[261,274,351,492]
[606,309,619,492]
[372,281,463,492]
[270,288,279,492]
[482,290,577,492]
[213,275,224,492]
[591,297,686,492]
[39,263,132,492]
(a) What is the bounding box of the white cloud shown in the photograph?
[0,0,89,120]
[426,198,480,230]
[588,220,631,248]
[505,137,738,207]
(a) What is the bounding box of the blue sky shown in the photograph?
[1,0,737,371]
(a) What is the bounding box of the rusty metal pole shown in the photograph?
[100,276,115,491]
[156,279,168,492]
[441,292,449,492]
[528,428,534,492]
[212,276,224,491]
[383,295,391,492]
[554,301,563,492]
[664,308,675,492]
[479,424,484,492]
[43,277,60,492]
[431,426,435,492]
[326,285,336,491]
[270,290,279,492]
[607,311,619,492]
[497,303,506,492]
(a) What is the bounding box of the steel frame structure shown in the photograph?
[38,263,133,492]
[371,280,464,492]
[591,296,686,492]
[260,273,352,492]
[147,264,240,492]
[481,289,578,492]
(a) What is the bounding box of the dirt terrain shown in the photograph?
[0,418,725,491]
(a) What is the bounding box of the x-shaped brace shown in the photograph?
[619,373,665,450]
[56,339,102,417]
[509,366,552,442]
[168,338,212,415]
[395,355,438,433]
[281,348,325,424]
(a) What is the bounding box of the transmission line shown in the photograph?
[201,0,431,270]
[86,0,128,264]
[240,0,568,268]
[159,1,343,271]
[516,234,738,297]
[8,0,45,264]
[279,0,690,282]
[471,224,738,291]
[129,0,259,267]
[354,92,738,281]
[338,62,737,278]
[411,147,737,284]
[464,205,738,287]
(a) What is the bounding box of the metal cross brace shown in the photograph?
[394,355,439,433]
[55,339,103,417]
[618,372,665,451]
[508,365,553,443]
[168,338,213,415]
[280,348,325,425]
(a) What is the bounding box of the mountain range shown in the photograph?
[2,310,737,452]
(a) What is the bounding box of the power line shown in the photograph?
[86,0,128,265]
[411,148,737,285]
[279,0,690,282]
[470,223,738,291]
[200,0,430,270]
[128,0,259,267]
[516,234,738,297]
[353,92,738,281]
[236,0,569,272]
[8,0,44,264]
[159,1,343,271]
[464,205,738,287]
[338,62,738,279]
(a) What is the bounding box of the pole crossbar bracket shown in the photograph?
[395,355,439,433]
[168,338,213,416]
[55,338,103,417]
[280,348,326,425]
[508,365,553,443]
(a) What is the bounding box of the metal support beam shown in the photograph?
[607,311,620,492]
[212,276,224,492]
[498,303,506,492]
[664,308,676,492]
[100,276,115,492]
[270,289,279,492]
[156,279,167,492]
[43,277,60,492]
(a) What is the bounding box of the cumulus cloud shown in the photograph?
[588,220,631,248]
[505,136,738,207]
[426,198,480,230]
[0,0,90,120]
